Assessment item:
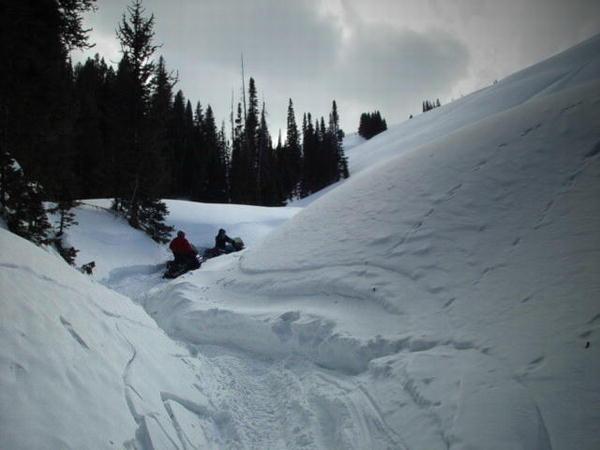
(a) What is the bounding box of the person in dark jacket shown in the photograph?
[169,230,199,268]
[215,228,234,251]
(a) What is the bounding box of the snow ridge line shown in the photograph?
[59,316,90,350]
[115,324,180,450]
[146,291,484,376]
[531,61,592,100]
[235,260,418,315]
[115,324,145,449]
[161,399,191,450]
[0,262,82,294]
[312,371,409,449]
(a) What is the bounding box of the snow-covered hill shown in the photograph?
[2,34,600,449]
[0,228,223,449]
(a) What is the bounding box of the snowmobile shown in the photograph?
[163,238,244,279]
[163,254,203,279]
[203,237,245,259]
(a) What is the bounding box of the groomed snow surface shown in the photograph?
[2,35,600,449]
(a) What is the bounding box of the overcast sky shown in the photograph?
[74,0,600,137]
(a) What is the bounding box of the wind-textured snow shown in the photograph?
[2,34,600,449]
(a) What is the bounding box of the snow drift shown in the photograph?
[0,228,229,449]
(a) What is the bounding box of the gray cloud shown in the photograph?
[330,23,469,121]
[156,0,342,80]
[75,0,600,135]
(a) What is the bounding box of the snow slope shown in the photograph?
[141,34,600,449]
[2,34,600,450]
[0,228,230,449]
[345,33,600,176]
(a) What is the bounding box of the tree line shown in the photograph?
[422,98,442,113]
[0,0,349,257]
[358,111,387,140]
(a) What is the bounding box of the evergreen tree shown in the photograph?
[170,90,187,196]
[230,77,260,204]
[137,197,172,243]
[114,0,172,241]
[229,103,245,203]
[202,105,228,202]
[329,100,348,180]
[216,121,230,202]
[47,199,80,265]
[422,99,441,113]
[149,55,176,196]
[299,101,348,198]
[0,152,51,245]
[243,77,260,204]
[358,110,387,139]
[300,113,316,196]
[256,104,282,206]
[110,53,137,212]
[189,101,207,200]
[181,99,196,198]
[284,99,302,199]
[73,55,112,198]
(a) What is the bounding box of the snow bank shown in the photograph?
[0,229,228,449]
[1,229,410,449]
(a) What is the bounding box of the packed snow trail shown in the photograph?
[1,228,408,449]
[102,260,407,449]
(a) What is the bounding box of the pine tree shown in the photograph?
[202,105,229,202]
[189,101,207,200]
[284,99,302,199]
[170,90,187,196]
[149,55,176,196]
[422,99,440,113]
[0,153,51,245]
[110,53,137,212]
[181,99,196,198]
[329,100,348,180]
[114,0,172,240]
[229,103,245,203]
[230,77,260,204]
[299,101,348,198]
[47,199,80,265]
[216,121,230,202]
[300,113,316,197]
[243,77,260,204]
[73,54,113,198]
[358,110,387,139]
[137,197,172,243]
[256,104,282,206]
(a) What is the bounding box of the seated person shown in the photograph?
[169,230,199,268]
[204,229,237,258]
[215,228,235,251]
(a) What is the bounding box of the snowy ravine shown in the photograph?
[2,35,600,449]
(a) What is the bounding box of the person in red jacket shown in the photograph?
[169,230,199,268]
